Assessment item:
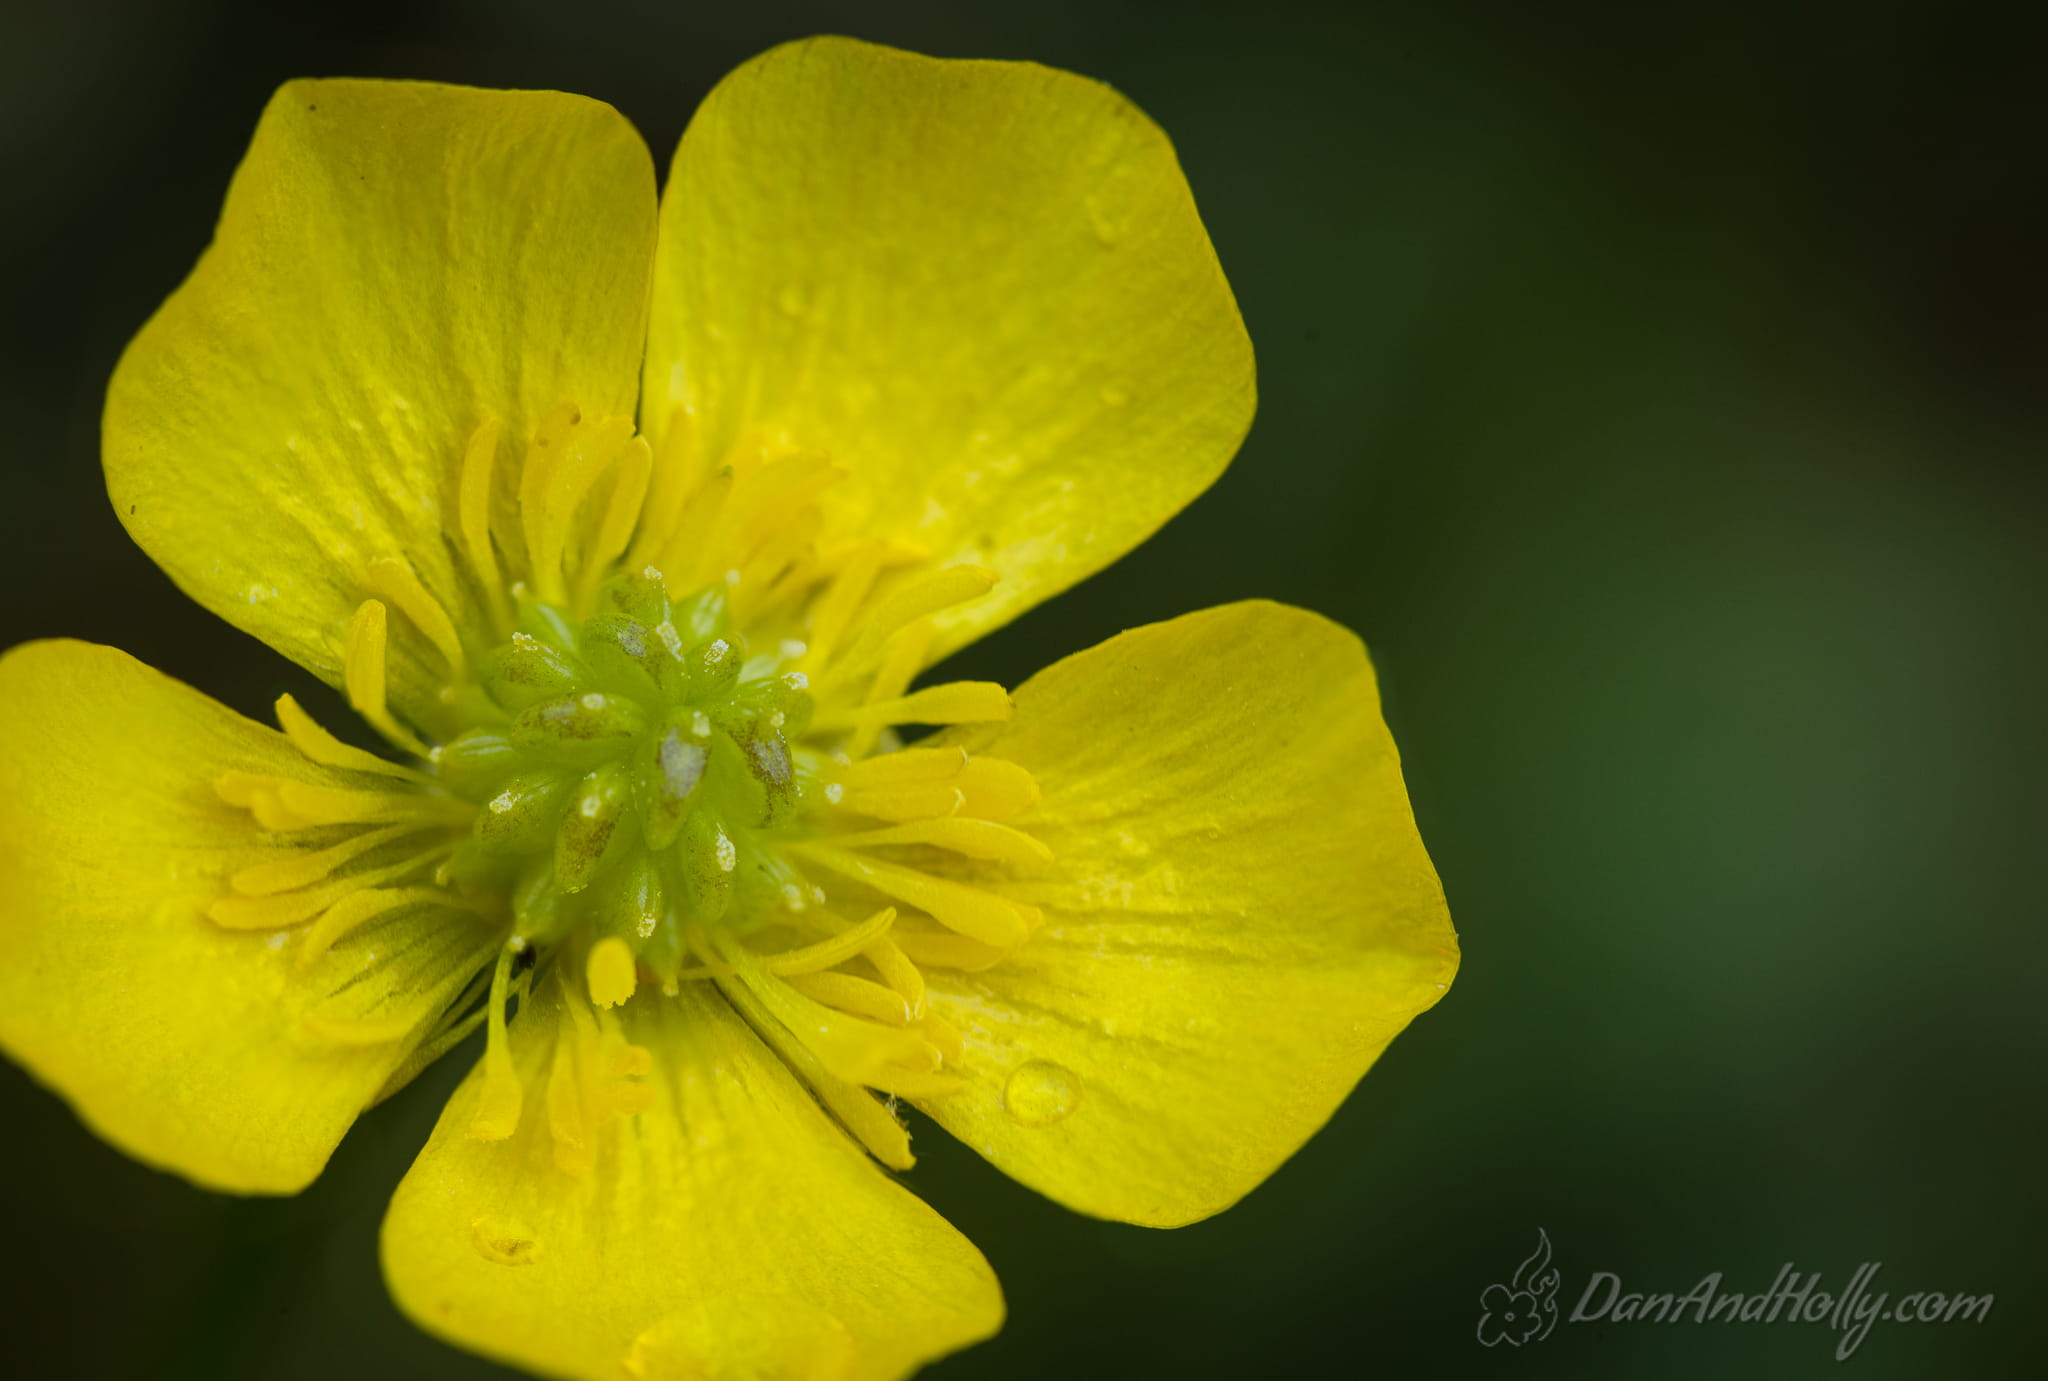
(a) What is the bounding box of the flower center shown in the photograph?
[204,402,1054,1174]
[434,569,824,985]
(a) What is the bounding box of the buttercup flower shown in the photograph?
[0,36,1458,1381]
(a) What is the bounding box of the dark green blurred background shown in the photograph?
[2,2,2040,1377]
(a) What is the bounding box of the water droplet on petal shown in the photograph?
[1085,194,1124,247]
[470,1214,543,1266]
[1002,1060,1080,1127]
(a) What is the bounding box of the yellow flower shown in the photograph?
[0,37,1457,1381]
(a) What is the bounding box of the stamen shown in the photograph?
[546,971,652,1175]
[529,413,635,606]
[759,906,896,975]
[784,971,914,1025]
[729,506,821,619]
[586,935,638,1008]
[836,746,970,788]
[214,774,468,832]
[832,750,1040,824]
[710,930,947,1093]
[817,680,1014,734]
[652,466,733,590]
[890,927,1011,972]
[516,400,583,599]
[859,934,927,1018]
[344,599,431,756]
[368,960,514,1109]
[823,816,1052,863]
[844,621,933,759]
[787,843,1039,950]
[456,416,511,633]
[784,907,927,1015]
[208,844,448,929]
[827,565,996,682]
[917,1009,965,1063]
[955,756,1043,820]
[578,436,653,610]
[227,821,420,896]
[273,694,432,784]
[469,942,525,1141]
[800,545,883,673]
[628,406,704,571]
[834,782,965,822]
[303,922,498,1046]
[365,556,466,676]
[718,973,915,1169]
[699,452,840,588]
[298,885,455,968]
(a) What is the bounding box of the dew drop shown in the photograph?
[1084,194,1123,247]
[470,1214,543,1266]
[1001,1060,1080,1127]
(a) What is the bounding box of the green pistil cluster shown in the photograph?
[435,568,820,980]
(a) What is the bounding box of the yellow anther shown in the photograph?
[704,451,839,580]
[547,973,652,1174]
[260,779,465,832]
[835,783,965,822]
[825,816,1052,864]
[469,943,525,1142]
[784,971,914,1025]
[916,1009,965,1064]
[546,1015,590,1173]
[227,821,418,896]
[517,400,582,588]
[587,936,639,1008]
[890,927,1010,973]
[730,506,821,618]
[629,406,704,571]
[823,680,1014,733]
[710,930,944,1093]
[831,565,996,679]
[801,544,883,673]
[298,886,449,968]
[208,846,446,930]
[301,927,499,1050]
[654,465,733,590]
[582,436,653,602]
[457,416,508,632]
[788,844,1038,950]
[274,694,430,783]
[529,412,635,606]
[863,935,928,1020]
[717,976,915,1170]
[364,556,466,676]
[954,756,1042,820]
[343,599,430,757]
[844,620,934,759]
[760,907,896,976]
[836,746,968,788]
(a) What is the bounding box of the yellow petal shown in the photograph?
[645,37,1254,660]
[382,982,1003,1381]
[913,602,1459,1226]
[0,641,479,1192]
[105,79,656,738]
